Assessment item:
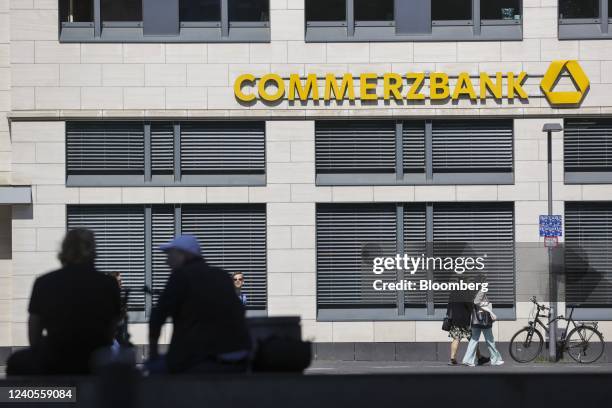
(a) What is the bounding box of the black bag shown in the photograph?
[471,307,493,329]
[251,337,312,373]
[442,316,452,332]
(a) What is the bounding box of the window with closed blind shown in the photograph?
[315,119,513,186]
[67,204,267,320]
[565,202,612,318]
[316,202,515,320]
[564,119,612,184]
[66,121,266,187]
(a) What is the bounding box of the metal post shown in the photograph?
[547,130,557,361]
[347,0,355,37]
[221,0,229,37]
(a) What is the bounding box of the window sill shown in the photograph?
[67,174,266,187]
[566,307,612,321]
[316,172,513,186]
[559,21,612,40]
[565,171,612,184]
[305,24,522,42]
[317,307,516,321]
[60,25,270,43]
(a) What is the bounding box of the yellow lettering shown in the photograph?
[479,72,503,100]
[289,73,319,101]
[406,73,425,100]
[452,72,477,100]
[430,73,450,100]
[258,73,285,102]
[383,73,403,100]
[508,72,528,99]
[234,73,256,102]
[324,73,355,101]
[360,73,378,101]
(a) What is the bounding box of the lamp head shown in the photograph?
[543,123,563,133]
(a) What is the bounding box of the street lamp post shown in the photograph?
[543,123,563,362]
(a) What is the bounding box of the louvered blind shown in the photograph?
[67,206,146,311]
[432,120,513,172]
[181,205,267,310]
[565,202,612,307]
[404,204,427,305]
[66,122,144,174]
[432,203,515,305]
[151,123,174,174]
[151,206,175,306]
[317,204,397,308]
[180,122,265,174]
[564,119,612,171]
[316,121,396,173]
[402,122,426,173]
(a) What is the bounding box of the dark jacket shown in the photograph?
[446,290,475,328]
[28,263,121,374]
[149,258,251,373]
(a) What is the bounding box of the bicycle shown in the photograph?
[509,296,605,364]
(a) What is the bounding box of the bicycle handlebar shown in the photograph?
[530,296,550,311]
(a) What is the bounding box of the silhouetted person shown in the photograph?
[6,229,121,376]
[233,271,248,305]
[148,235,251,374]
[108,272,132,348]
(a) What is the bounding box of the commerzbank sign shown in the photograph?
[234,60,589,107]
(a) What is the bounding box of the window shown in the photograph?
[305,0,522,41]
[306,0,345,21]
[180,0,221,22]
[67,204,267,319]
[559,0,599,19]
[229,0,269,22]
[60,0,93,23]
[101,0,142,22]
[60,0,270,42]
[432,0,472,21]
[564,119,612,183]
[66,121,266,186]
[565,202,612,317]
[316,202,515,320]
[355,0,394,21]
[558,0,611,39]
[315,119,513,185]
[481,0,522,20]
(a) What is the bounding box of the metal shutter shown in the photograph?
[66,122,144,174]
[151,206,175,306]
[317,204,397,308]
[565,202,612,306]
[402,122,426,173]
[151,123,174,174]
[67,205,146,311]
[564,119,612,171]
[432,120,513,172]
[316,121,396,173]
[181,205,267,310]
[404,204,427,305]
[180,122,265,174]
[432,203,515,305]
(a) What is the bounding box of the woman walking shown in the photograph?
[462,275,504,366]
[445,284,487,365]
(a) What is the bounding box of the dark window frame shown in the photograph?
[59,0,270,43]
[316,202,517,321]
[67,203,268,322]
[315,119,515,186]
[305,0,523,42]
[558,0,611,39]
[65,121,266,187]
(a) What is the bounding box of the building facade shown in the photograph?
[1,0,612,359]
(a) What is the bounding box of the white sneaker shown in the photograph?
[462,362,476,367]
[491,360,505,366]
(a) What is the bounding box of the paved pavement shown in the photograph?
[305,360,612,375]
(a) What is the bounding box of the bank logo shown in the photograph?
[540,60,590,106]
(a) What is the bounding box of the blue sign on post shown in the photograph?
[539,215,563,237]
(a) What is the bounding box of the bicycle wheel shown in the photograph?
[566,326,605,364]
[509,327,543,363]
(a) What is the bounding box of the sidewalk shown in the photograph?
[306,360,612,375]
